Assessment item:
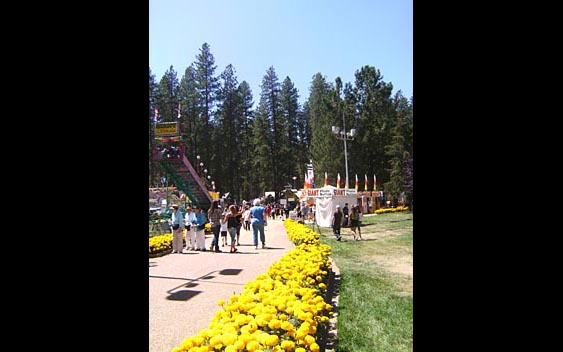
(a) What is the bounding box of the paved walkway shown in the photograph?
[149,217,294,352]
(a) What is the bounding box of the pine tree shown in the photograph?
[237,81,254,199]
[279,76,301,190]
[256,66,284,192]
[350,65,395,189]
[308,73,342,186]
[215,64,243,197]
[156,66,180,122]
[193,43,220,168]
[149,67,161,187]
[178,64,199,161]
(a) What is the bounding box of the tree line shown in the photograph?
[149,42,413,208]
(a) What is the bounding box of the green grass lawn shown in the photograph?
[311,211,413,352]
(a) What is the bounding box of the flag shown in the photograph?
[154,107,159,122]
[374,174,377,191]
[304,172,309,189]
[307,161,315,188]
[365,174,368,191]
[324,172,328,187]
[337,173,341,188]
[355,174,359,191]
[177,102,181,119]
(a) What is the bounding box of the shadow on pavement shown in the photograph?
[167,290,202,301]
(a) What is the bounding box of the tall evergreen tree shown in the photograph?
[279,76,301,189]
[257,66,283,192]
[350,65,394,190]
[178,65,199,161]
[308,73,342,187]
[193,43,220,168]
[156,66,180,122]
[149,67,160,187]
[386,90,413,207]
[250,100,273,196]
[215,64,243,197]
[237,81,254,199]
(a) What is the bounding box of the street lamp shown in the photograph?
[332,117,356,189]
[292,176,297,189]
[160,176,169,207]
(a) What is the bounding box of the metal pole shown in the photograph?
[342,114,349,189]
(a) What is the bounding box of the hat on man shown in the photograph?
[336,205,341,208]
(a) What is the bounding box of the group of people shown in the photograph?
[168,198,270,254]
[331,203,363,241]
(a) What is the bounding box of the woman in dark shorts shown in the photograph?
[349,205,361,241]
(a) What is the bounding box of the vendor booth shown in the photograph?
[301,186,358,228]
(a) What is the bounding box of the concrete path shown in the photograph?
[149,217,294,352]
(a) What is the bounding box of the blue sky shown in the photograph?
[149,0,412,107]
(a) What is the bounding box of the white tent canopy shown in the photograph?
[302,186,357,227]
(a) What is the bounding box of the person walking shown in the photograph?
[170,204,185,253]
[184,205,196,251]
[224,205,240,253]
[208,200,223,253]
[332,204,343,241]
[235,205,243,246]
[349,205,360,241]
[220,208,228,247]
[243,205,251,231]
[250,198,267,249]
[342,203,349,227]
[192,205,207,251]
[357,206,364,240]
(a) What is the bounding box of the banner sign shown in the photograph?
[155,122,179,136]
[302,188,358,197]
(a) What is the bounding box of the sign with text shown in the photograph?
[155,122,179,136]
[301,188,358,198]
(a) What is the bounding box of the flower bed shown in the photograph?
[171,219,333,352]
[374,205,410,214]
[149,233,173,256]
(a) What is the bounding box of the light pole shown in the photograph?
[292,176,297,189]
[161,176,168,207]
[332,116,356,189]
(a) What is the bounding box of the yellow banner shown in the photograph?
[155,122,179,136]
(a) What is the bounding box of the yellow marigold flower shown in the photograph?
[217,299,225,307]
[304,335,316,346]
[295,348,306,352]
[265,334,279,346]
[281,321,294,331]
[234,338,246,350]
[246,340,261,351]
[318,283,327,290]
[309,342,320,352]
[208,335,222,348]
[224,346,238,352]
[194,335,205,346]
[268,319,281,329]
[278,313,287,321]
[281,340,295,350]
[221,332,237,346]
[295,329,307,340]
